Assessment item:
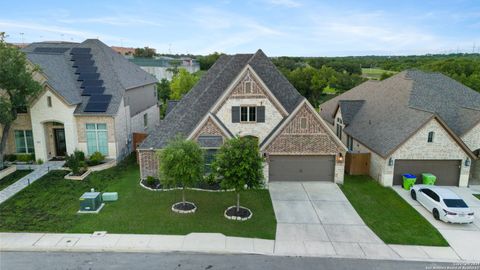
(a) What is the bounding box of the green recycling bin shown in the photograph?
[422,173,436,185]
[402,174,416,190]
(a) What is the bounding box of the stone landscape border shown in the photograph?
[171,202,197,214]
[224,206,253,221]
[139,179,235,192]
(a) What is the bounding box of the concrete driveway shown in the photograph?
[394,186,480,260]
[269,182,399,259]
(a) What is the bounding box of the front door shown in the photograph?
[53,129,67,157]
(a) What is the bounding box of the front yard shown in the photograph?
[340,175,448,246]
[475,194,480,200]
[0,169,32,191]
[0,155,276,239]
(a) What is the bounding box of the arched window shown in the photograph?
[427,131,434,143]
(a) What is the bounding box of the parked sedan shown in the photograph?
[410,185,475,224]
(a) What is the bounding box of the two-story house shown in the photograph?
[320,70,480,187]
[138,50,346,184]
[1,39,159,162]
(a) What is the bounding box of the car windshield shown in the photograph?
[443,199,468,208]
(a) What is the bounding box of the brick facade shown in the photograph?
[265,103,342,155]
[192,118,227,140]
[139,150,159,179]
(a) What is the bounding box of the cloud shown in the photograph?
[266,0,301,8]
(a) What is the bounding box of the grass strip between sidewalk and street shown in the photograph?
[340,175,448,246]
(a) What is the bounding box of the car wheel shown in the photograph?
[410,190,416,201]
[433,209,440,220]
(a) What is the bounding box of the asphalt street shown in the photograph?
[0,251,463,270]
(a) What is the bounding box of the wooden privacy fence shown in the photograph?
[345,152,370,175]
[133,132,148,162]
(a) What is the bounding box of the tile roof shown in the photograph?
[320,69,480,157]
[140,49,304,149]
[22,39,157,115]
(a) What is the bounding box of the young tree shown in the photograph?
[158,136,204,207]
[170,69,200,100]
[213,137,264,213]
[0,35,42,169]
[157,78,171,102]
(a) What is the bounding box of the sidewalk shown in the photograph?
[0,161,64,204]
[0,232,473,262]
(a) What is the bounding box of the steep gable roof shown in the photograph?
[320,69,480,157]
[140,50,304,149]
[23,39,157,115]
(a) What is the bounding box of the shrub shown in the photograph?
[36,159,44,165]
[88,151,105,166]
[146,176,156,187]
[73,150,85,161]
[66,153,81,175]
[16,153,35,162]
[5,154,16,162]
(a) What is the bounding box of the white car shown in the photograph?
[410,185,474,224]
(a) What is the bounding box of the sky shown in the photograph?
[1,0,479,56]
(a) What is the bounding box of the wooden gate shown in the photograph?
[345,153,370,175]
[133,132,148,162]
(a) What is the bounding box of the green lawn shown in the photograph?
[0,169,33,191]
[0,155,277,239]
[340,175,448,246]
[474,194,480,200]
[361,68,397,80]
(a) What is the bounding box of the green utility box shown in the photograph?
[402,174,416,190]
[422,173,436,185]
[102,192,118,202]
[79,192,102,212]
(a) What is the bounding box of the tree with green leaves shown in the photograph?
[0,34,42,169]
[133,47,156,58]
[158,136,204,209]
[212,136,264,214]
[170,69,200,100]
[197,52,223,70]
[157,78,171,102]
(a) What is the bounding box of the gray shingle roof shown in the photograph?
[338,100,365,125]
[320,69,480,157]
[140,49,304,149]
[23,39,157,115]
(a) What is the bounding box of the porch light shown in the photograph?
[337,153,343,162]
[388,157,394,166]
[465,158,471,167]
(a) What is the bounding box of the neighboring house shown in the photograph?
[0,39,159,162]
[128,57,200,81]
[320,70,480,187]
[111,46,136,56]
[138,50,346,183]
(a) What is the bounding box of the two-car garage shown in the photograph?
[268,155,335,182]
[392,159,461,186]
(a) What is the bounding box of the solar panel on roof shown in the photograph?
[73,61,95,68]
[89,94,112,103]
[81,86,106,96]
[81,80,103,88]
[84,102,110,112]
[71,48,91,54]
[75,66,97,74]
[33,47,69,53]
[78,73,100,81]
[71,54,92,61]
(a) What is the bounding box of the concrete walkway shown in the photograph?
[269,182,462,261]
[394,186,480,261]
[0,161,64,204]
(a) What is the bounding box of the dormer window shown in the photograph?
[428,131,434,143]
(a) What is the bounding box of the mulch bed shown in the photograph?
[173,202,196,211]
[225,206,252,219]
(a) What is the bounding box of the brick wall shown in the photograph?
[192,118,227,140]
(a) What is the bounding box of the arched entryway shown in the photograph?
[43,121,66,159]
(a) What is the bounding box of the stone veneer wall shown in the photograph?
[0,113,32,154]
[138,150,158,179]
[264,103,345,183]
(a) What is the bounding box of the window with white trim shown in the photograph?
[86,123,108,155]
[14,130,34,154]
[240,106,256,122]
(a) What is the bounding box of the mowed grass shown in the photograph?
[340,175,448,246]
[0,169,33,191]
[474,194,480,200]
[361,68,397,80]
[0,155,276,239]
